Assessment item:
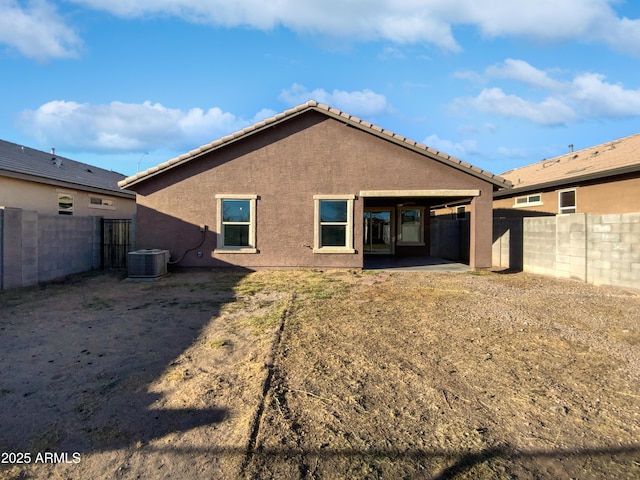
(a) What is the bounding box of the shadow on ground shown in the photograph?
[0,268,250,455]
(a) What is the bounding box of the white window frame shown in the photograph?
[558,188,577,214]
[215,194,257,253]
[313,195,355,253]
[88,196,116,210]
[57,191,74,215]
[396,206,425,246]
[513,193,543,208]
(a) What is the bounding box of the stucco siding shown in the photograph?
[493,175,640,215]
[134,112,494,268]
[0,176,136,219]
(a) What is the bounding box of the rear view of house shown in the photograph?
[119,101,510,270]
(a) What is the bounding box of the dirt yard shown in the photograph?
[0,268,639,479]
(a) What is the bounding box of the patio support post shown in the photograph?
[469,191,492,270]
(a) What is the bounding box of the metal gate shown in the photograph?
[102,219,131,269]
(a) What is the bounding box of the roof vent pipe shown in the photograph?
[569,144,574,153]
[51,147,55,155]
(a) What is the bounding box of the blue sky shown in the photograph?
[1,0,640,178]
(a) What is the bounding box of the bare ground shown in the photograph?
[0,268,639,479]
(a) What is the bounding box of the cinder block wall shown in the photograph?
[492,217,523,270]
[37,214,102,283]
[587,213,640,290]
[491,212,639,290]
[522,217,557,277]
[0,207,102,289]
[554,214,587,282]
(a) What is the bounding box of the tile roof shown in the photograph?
[499,132,640,191]
[119,100,511,189]
[0,139,134,197]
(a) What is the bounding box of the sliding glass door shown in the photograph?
[363,209,392,254]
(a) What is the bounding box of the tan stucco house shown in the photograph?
[0,139,136,218]
[119,101,511,270]
[493,133,640,215]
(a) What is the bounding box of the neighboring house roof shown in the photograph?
[0,139,135,198]
[496,132,640,197]
[119,100,512,190]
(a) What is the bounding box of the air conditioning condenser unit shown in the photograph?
[127,249,170,278]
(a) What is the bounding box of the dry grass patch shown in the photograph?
[1,269,638,480]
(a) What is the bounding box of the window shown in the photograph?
[514,194,543,208]
[215,195,257,252]
[313,195,355,253]
[89,197,115,209]
[397,207,425,245]
[558,189,576,214]
[58,193,73,215]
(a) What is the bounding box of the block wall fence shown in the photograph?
[0,207,102,289]
[492,212,640,291]
[3,206,637,290]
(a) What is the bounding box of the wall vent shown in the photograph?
[127,249,170,278]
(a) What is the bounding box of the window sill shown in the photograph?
[313,248,356,254]
[88,204,116,211]
[513,201,543,208]
[214,248,258,254]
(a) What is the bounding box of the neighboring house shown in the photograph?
[493,133,640,215]
[0,139,136,218]
[119,101,511,270]
[1,140,137,289]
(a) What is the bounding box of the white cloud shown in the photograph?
[67,0,640,56]
[463,88,577,126]
[454,59,640,125]
[570,73,640,117]
[68,0,461,51]
[424,133,480,158]
[5,1,640,61]
[452,70,485,84]
[16,92,388,155]
[485,59,564,90]
[279,84,390,117]
[590,13,640,58]
[0,0,82,61]
[17,100,264,152]
[484,123,497,134]
[453,0,610,40]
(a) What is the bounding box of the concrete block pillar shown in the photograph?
[0,207,39,289]
[469,190,493,270]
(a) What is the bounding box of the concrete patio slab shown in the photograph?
[363,256,471,272]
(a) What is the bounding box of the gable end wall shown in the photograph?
[134,112,494,268]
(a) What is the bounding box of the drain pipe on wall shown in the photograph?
[168,225,209,265]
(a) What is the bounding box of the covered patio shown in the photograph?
[360,189,486,270]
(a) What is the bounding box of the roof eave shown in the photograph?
[494,164,640,198]
[119,104,316,189]
[316,106,512,190]
[119,101,512,190]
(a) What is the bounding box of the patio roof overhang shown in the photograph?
[359,189,480,198]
